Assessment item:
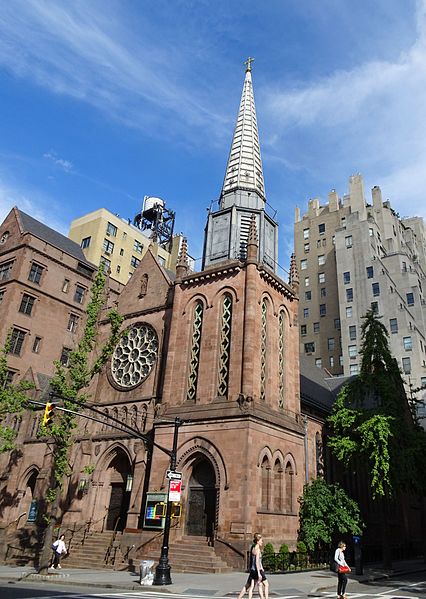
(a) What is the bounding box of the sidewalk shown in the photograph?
[0,559,425,596]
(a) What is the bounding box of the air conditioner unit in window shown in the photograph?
[105,250,112,255]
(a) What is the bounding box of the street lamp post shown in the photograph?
[153,417,183,586]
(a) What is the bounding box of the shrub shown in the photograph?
[278,543,289,570]
[262,542,275,571]
[297,541,308,567]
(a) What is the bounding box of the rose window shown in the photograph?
[111,323,158,388]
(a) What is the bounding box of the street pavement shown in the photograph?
[0,559,425,597]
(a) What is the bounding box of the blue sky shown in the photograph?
[0,0,425,273]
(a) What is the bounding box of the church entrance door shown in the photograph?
[186,458,216,537]
[105,451,131,531]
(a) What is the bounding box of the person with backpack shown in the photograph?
[50,534,67,569]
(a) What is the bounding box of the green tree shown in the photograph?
[37,266,123,572]
[0,332,34,452]
[298,478,363,551]
[327,308,426,566]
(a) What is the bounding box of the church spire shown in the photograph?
[221,58,265,202]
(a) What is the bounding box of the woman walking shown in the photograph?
[50,534,67,569]
[334,541,350,599]
[247,534,269,599]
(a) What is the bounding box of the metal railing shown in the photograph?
[258,549,330,573]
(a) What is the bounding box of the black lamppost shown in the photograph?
[153,417,183,586]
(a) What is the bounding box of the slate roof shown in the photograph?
[16,208,95,268]
[300,354,350,415]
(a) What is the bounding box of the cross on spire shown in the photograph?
[244,56,254,72]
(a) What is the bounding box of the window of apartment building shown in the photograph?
[315,358,322,368]
[320,287,326,297]
[332,235,335,245]
[318,272,325,283]
[2,370,15,389]
[334,318,341,330]
[74,284,86,304]
[304,276,310,287]
[339,355,343,365]
[103,239,114,255]
[304,342,315,354]
[122,231,127,240]
[106,222,117,237]
[346,288,353,302]
[328,338,335,351]
[322,238,327,246]
[346,306,353,318]
[19,293,36,316]
[128,272,133,279]
[421,377,426,388]
[9,328,26,356]
[402,261,407,272]
[300,325,307,336]
[60,347,72,366]
[130,256,141,269]
[313,322,320,333]
[158,256,166,267]
[305,291,312,301]
[369,228,374,237]
[403,336,412,351]
[119,248,124,257]
[81,236,91,248]
[0,260,14,281]
[402,357,411,374]
[0,289,4,303]
[301,259,307,270]
[28,263,44,284]
[303,228,310,239]
[304,243,310,252]
[341,216,346,227]
[316,240,321,248]
[372,282,380,297]
[32,336,42,353]
[366,266,374,278]
[350,364,359,376]
[67,313,79,333]
[134,240,143,253]
[303,308,309,318]
[318,223,325,235]
[116,265,121,274]
[330,356,334,368]
[62,278,70,293]
[343,271,350,284]
[100,256,111,271]
[345,235,353,248]
[349,325,357,340]
[319,303,326,317]
[348,345,357,358]
[406,292,414,306]
[371,301,379,314]
[318,254,325,266]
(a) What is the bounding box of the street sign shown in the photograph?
[169,480,182,502]
[166,470,182,480]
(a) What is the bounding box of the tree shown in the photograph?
[328,308,426,566]
[0,333,34,452]
[298,478,363,551]
[36,266,123,572]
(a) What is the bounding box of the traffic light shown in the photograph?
[42,402,54,426]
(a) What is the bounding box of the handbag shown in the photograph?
[338,565,350,573]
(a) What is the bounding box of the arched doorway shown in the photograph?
[186,457,216,537]
[105,451,132,531]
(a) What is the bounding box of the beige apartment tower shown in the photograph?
[294,174,426,417]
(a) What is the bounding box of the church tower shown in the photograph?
[203,58,279,272]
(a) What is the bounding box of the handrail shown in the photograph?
[1,512,27,533]
[134,519,179,554]
[104,516,121,565]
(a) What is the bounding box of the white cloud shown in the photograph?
[43,151,73,172]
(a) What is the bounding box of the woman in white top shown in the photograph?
[334,541,351,599]
[50,534,67,569]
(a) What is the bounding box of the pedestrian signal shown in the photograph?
[154,502,166,518]
[42,402,54,426]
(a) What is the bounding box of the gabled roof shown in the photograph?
[15,207,95,268]
[300,354,350,414]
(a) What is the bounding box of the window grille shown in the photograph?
[260,300,267,401]
[217,295,232,397]
[186,301,204,401]
[278,311,285,408]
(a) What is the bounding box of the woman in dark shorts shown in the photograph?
[247,533,269,599]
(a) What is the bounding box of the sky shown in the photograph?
[0,0,425,274]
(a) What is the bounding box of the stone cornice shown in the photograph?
[180,262,242,286]
[259,267,295,299]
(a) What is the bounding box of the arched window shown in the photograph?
[260,299,268,401]
[261,455,271,510]
[217,294,233,397]
[316,432,323,477]
[278,310,285,408]
[284,461,294,512]
[103,408,109,431]
[141,404,148,432]
[121,406,128,426]
[130,405,138,429]
[273,459,283,511]
[187,301,204,401]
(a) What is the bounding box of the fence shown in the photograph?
[249,549,330,573]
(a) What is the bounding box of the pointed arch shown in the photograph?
[261,454,271,510]
[186,300,204,401]
[273,457,283,511]
[176,436,228,490]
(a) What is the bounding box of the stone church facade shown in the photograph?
[0,63,324,563]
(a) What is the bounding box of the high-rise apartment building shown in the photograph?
[69,204,185,285]
[294,174,426,416]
